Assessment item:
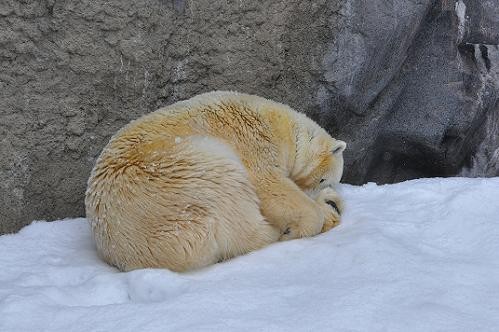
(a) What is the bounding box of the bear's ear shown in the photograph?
[332,140,346,154]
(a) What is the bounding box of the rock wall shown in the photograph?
[1,0,498,233]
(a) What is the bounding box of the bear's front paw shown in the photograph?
[279,220,322,241]
[316,187,343,233]
[278,207,324,241]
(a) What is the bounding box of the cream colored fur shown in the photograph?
[85,91,346,272]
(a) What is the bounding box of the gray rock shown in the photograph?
[316,0,499,184]
[462,0,499,45]
[1,0,498,233]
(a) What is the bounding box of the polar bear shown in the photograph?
[85,91,346,272]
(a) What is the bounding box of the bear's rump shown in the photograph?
[87,135,277,271]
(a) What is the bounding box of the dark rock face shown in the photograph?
[1,0,498,233]
[316,0,499,184]
[462,0,499,44]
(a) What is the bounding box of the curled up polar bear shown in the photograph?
[85,91,346,272]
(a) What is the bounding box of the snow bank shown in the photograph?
[1,178,499,331]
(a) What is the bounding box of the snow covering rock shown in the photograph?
[1,178,498,331]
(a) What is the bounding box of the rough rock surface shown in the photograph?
[1,0,498,233]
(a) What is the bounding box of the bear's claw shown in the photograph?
[326,200,341,215]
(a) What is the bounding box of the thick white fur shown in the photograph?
[85,91,346,272]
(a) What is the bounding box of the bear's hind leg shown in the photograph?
[137,136,280,271]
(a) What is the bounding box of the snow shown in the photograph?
[1,177,499,332]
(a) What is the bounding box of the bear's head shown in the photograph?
[291,119,346,191]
